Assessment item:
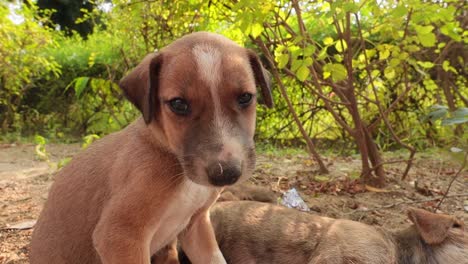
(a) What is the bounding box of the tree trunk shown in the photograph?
[364,127,386,186]
[346,94,385,187]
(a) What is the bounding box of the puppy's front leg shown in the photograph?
[92,196,154,264]
[93,222,151,264]
[179,209,226,264]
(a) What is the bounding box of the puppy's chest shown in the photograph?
[150,181,217,253]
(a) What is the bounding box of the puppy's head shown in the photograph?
[119,32,273,187]
[406,208,467,262]
[407,208,465,245]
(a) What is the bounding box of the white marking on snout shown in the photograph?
[218,140,243,162]
[193,44,231,147]
[193,44,244,166]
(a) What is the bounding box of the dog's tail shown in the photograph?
[219,184,277,203]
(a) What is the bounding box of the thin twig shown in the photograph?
[434,152,467,211]
[346,193,468,214]
[368,158,415,172]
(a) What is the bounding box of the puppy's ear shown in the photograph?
[407,208,463,244]
[119,53,163,124]
[247,50,274,108]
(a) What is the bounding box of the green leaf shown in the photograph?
[82,134,100,149]
[275,45,286,54]
[406,45,420,52]
[291,58,302,71]
[389,58,400,67]
[442,60,450,71]
[303,45,316,57]
[317,47,328,60]
[333,54,343,62]
[441,117,468,126]
[335,40,347,52]
[323,37,334,46]
[57,157,72,169]
[426,105,449,122]
[343,2,359,13]
[296,65,310,82]
[392,5,408,17]
[415,25,434,35]
[431,105,449,110]
[34,135,46,145]
[288,45,301,58]
[88,52,96,68]
[418,32,436,47]
[384,67,396,79]
[452,108,468,118]
[379,49,390,60]
[292,36,304,45]
[417,61,434,69]
[442,60,457,73]
[277,53,289,69]
[365,49,376,58]
[250,23,263,38]
[440,22,462,42]
[73,77,90,98]
[303,57,313,67]
[324,63,347,82]
[399,52,409,60]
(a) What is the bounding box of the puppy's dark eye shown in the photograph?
[238,93,254,108]
[168,98,190,116]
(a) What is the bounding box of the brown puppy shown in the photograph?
[200,201,467,264]
[30,32,273,264]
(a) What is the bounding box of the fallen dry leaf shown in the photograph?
[365,185,390,193]
[4,220,37,230]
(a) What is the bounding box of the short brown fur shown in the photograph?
[30,32,272,264]
[192,201,467,264]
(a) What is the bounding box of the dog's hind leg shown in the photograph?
[151,240,179,264]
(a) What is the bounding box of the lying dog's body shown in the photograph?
[194,201,467,264]
[30,32,272,264]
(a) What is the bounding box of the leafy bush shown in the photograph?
[1,0,466,155]
[0,2,60,136]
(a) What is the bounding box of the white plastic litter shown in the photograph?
[281,188,310,212]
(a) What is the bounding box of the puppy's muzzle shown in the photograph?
[206,161,242,186]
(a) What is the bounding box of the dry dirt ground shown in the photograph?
[1,143,467,263]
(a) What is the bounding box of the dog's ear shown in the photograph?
[119,53,163,124]
[247,50,274,108]
[407,208,463,244]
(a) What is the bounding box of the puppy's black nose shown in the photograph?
[206,161,242,186]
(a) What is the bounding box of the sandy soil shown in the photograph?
[0,143,466,263]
